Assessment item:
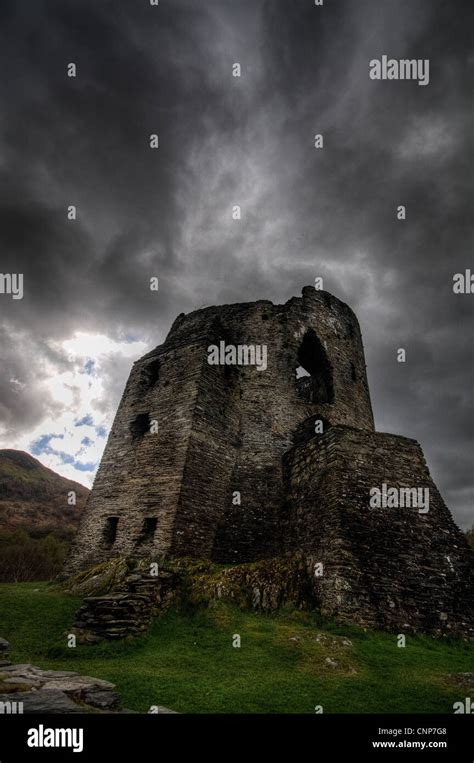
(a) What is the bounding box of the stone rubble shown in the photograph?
[0,636,177,714]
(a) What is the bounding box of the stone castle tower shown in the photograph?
[64,287,473,635]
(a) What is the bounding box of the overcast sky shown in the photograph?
[0,0,472,528]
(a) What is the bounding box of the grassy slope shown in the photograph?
[0,582,471,714]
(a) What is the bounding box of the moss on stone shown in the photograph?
[53,558,130,596]
[172,553,312,612]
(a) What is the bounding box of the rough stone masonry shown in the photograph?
[63,287,474,636]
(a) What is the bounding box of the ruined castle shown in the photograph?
[64,287,473,635]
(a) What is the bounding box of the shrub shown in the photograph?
[0,530,70,582]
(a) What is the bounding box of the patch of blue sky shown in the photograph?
[83,359,95,375]
[30,433,64,455]
[75,414,94,427]
[74,461,97,472]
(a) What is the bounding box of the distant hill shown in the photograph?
[0,450,89,538]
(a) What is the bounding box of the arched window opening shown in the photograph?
[295,329,334,404]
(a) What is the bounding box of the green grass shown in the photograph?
[0,582,472,713]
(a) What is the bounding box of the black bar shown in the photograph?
[0,714,472,761]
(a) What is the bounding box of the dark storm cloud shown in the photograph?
[0,0,239,336]
[0,0,472,525]
[253,0,474,526]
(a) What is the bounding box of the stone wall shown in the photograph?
[283,425,474,636]
[64,286,373,573]
[62,286,473,637]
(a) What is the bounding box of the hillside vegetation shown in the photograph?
[0,450,89,581]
